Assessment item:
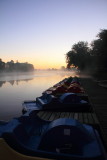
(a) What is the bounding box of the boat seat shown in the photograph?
[36,94,58,106]
[1,119,40,150]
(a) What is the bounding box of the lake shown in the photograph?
[0,71,77,121]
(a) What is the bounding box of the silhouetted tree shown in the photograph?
[18,63,34,71]
[7,60,14,71]
[91,29,107,72]
[66,41,91,71]
[0,59,34,72]
[66,29,107,77]
[0,59,5,71]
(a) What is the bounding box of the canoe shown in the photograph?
[0,110,106,160]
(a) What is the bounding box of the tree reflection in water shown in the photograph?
[0,71,77,121]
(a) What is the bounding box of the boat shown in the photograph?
[22,92,91,113]
[42,77,85,96]
[0,110,106,160]
[22,77,91,113]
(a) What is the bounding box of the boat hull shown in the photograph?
[0,111,106,160]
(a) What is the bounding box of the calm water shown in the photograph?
[0,71,77,121]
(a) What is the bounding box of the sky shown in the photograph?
[0,0,107,69]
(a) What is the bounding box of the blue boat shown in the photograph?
[22,92,91,113]
[0,110,106,160]
[22,77,91,113]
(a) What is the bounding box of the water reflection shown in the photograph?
[0,79,33,87]
[0,71,78,121]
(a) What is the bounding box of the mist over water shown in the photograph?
[0,70,78,121]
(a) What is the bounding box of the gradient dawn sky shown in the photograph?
[0,0,107,69]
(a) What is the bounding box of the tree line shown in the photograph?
[66,29,107,77]
[0,59,34,72]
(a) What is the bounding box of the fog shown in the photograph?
[0,70,78,121]
[0,70,78,82]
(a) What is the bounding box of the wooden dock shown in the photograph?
[80,77,107,150]
[37,77,107,151]
[37,111,99,128]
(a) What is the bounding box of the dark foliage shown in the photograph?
[0,59,34,72]
[66,29,107,76]
[91,29,107,72]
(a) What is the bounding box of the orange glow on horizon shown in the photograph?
[31,57,66,69]
[33,62,66,70]
[2,57,66,70]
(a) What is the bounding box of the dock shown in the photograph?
[81,77,107,150]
